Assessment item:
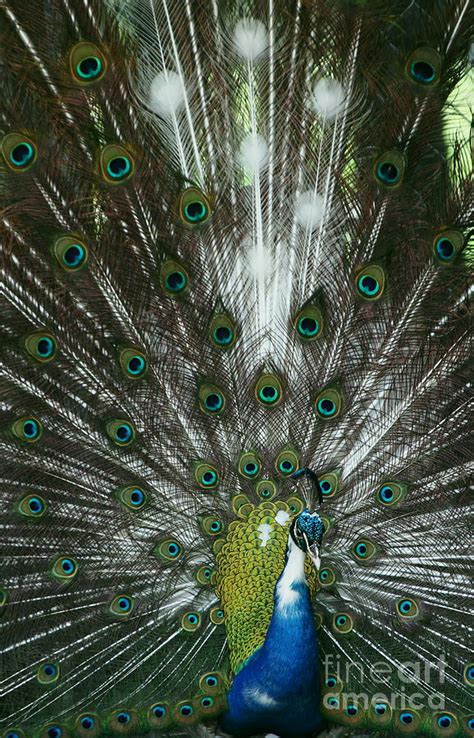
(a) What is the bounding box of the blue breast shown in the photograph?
[220,566,322,737]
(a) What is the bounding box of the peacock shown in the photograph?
[1,0,472,737]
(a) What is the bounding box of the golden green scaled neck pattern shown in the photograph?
[215,498,318,674]
[0,0,472,737]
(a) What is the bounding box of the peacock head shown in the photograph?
[291,509,325,552]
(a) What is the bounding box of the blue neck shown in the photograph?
[221,538,322,737]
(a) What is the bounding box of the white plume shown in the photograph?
[309,77,346,120]
[239,133,269,173]
[295,191,326,230]
[150,71,185,117]
[233,18,268,61]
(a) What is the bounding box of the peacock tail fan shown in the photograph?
[1,0,472,737]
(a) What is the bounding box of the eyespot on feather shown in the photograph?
[2,133,37,171]
[105,419,136,447]
[69,42,107,84]
[314,386,343,420]
[109,595,134,617]
[198,383,226,415]
[24,331,57,363]
[209,313,237,349]
[18,494,47,518]
[355,264,385,300]
[194,462,219,489]
[238,451,262,479]
[275,448,299,477]
[374,150,405,188]
[118,348,148,379]
[255,373,283,407]
[99,144,135,184]
[52,235,89,272]
[406,47,441,87]
[160,258,189,295]
[11,416,43,443]
[178,187,211,226]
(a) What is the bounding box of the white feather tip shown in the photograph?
[239,133,269,172]
[295,191,326,230]
[150,71,185,117]
[233,18,268,61]
[310,77,346,120]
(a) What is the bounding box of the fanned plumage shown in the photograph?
[1,1,472,737]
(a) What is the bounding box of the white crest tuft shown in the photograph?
[233,19,268,61]
[310,77,346,120]
[150,71,185,117]
[295,191,326,230]
[239,133,269,172]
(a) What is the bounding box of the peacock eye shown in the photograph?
[275,449,299,476]
[110,594,134,616]
[332,612,353,633]
[18,493,47,518]
[118,348,148,379]
[210,606,225,625]
[53,235,89,272]
[196,565,214,585]
[318,566,336,586]
[436,714,453,729]
[396,597,419,619]
[11,416,43,442]
[433,229,465,264]
[78,715,96,731]
[151,704,167,720]
[256,479,276,501]
[179,187,211,226]
[238,451,261,479]
[374,150,405,188]
[202,515,224,536]
[201,696,214,708]
[198,383,226,415]
[376,480,406,507]
[327,696,340,709]
[69,42,107,84]
[209,313,237,349]
[318,470,340,499]
[255,373,283,407]
[110,710,135,730]
[286,495,304,516]
[181,611,201,631]
[314,386,343,420]
[45,726,63,738]
[160,258,189,295]
[2,133,37,171]
[294,303,324,342]
[24,332,57,362]
[400,711,415,725]
[154,538,183,562]
[355,264,385,300]
[345,704,358,717]
[37,662,60,684]
[406,47,441,86]
[352,538,377,562]
[52,556,78,581]
[117,485,147,511]
[374,703,389,716]
[194,462,219,489]
[100,144,135,184]
[464,663,474,686]
[105,419,136,447]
